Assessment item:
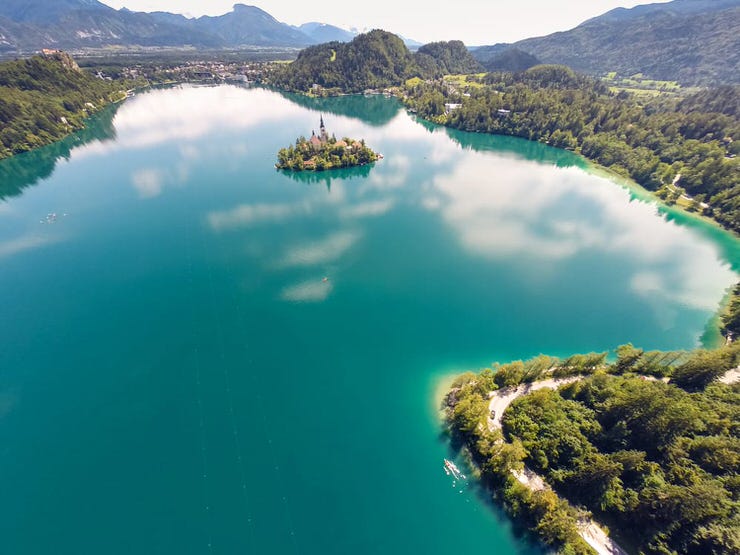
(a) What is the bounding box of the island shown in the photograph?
[276,116,381,171]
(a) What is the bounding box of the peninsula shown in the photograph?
[443,294,740,555]
[276,116,380,171]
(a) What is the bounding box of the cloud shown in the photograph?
[73,86,303,159]
[0,234,61,259]
[131,168,166,198]
[368,155,411,189]
[276,231,360,268]
[280,279,333,302]
[429,152,737,323]
[340,199,394,219]
[207,203,302,231]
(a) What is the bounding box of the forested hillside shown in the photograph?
[403,67,740,232]
[473,0,740,86]
[0,52,126,159]
[414,40,483,77]
[270,31,480,92]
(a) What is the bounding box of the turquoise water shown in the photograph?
[0,85,737,554]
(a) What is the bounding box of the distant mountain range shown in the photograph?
[473,0,740,85]
[0,0,736,86]
[0,1,395,53]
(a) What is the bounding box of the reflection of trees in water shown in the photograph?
[275,90,402,127]
[414,116,584,169]
[0,104,119,201]
[277,88,580,168]
[277,163,373,192]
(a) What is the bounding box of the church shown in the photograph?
[309,116,330,150]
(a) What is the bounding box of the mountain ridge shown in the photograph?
[473,0,740,85]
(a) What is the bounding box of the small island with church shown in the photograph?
[276,116,381,171]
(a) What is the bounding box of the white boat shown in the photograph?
[443,459,466,480]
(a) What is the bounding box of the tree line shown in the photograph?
[402,68,740,232]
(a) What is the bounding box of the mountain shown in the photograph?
[272,30,418,93]
[0,0,224,50]
[297,22,355,43]
[0,52,124,160]
[272,31,481,92]
[0,2,314,52]
[481,47,541,72]
[187,5,310,47]
[0,2,423,55]
[473,0,740,85]
[415,41,483,75]
[0,0,107,25]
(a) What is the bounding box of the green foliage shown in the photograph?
[678,86,739,118]
[276,134,378,172]
[671,347,738,392]
[721,283,740,339]
[447,341,740,555]
[271,31,480,93]
[503,389,601,472]
[481,47,541,73]
[507,355,740,554]
[415,40,482,77]
[0,54,125,160]
[271,30,419,93]
[402,67,740,232]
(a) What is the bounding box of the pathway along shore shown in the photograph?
[488,377,628,555]
[485,367,740,555]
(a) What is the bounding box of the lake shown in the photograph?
[0,85,737,554]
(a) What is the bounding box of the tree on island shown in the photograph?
[276,116,380,171]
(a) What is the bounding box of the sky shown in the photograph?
[101,0,673,45]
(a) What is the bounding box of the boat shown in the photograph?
[443,459,466,480]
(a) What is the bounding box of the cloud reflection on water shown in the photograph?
[124,86,736,323]
[0,233,62,259]
[281,279,333,302]
[276,231,361,269]
[77,86,304,158]
[427,153,736,312]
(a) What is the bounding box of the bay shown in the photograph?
[0,85,737,554]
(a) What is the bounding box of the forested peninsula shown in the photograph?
[446,338,740,554]
[270,31,740,234]
[0,51,128,160]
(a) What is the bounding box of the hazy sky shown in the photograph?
[102,1,672,44]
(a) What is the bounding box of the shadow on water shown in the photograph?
[0,104,119,201]
[277,163,374,191]
[274,90,402,127]
[414,115,584,169]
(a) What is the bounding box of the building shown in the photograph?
[319,116,329,143]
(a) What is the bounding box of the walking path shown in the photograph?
[487,376,628,555]
[481,367,738,554]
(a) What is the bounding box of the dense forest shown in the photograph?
[269,30,480,93]
[403,68,740,232]
[446,333,740,554]
[0,52,127,160]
